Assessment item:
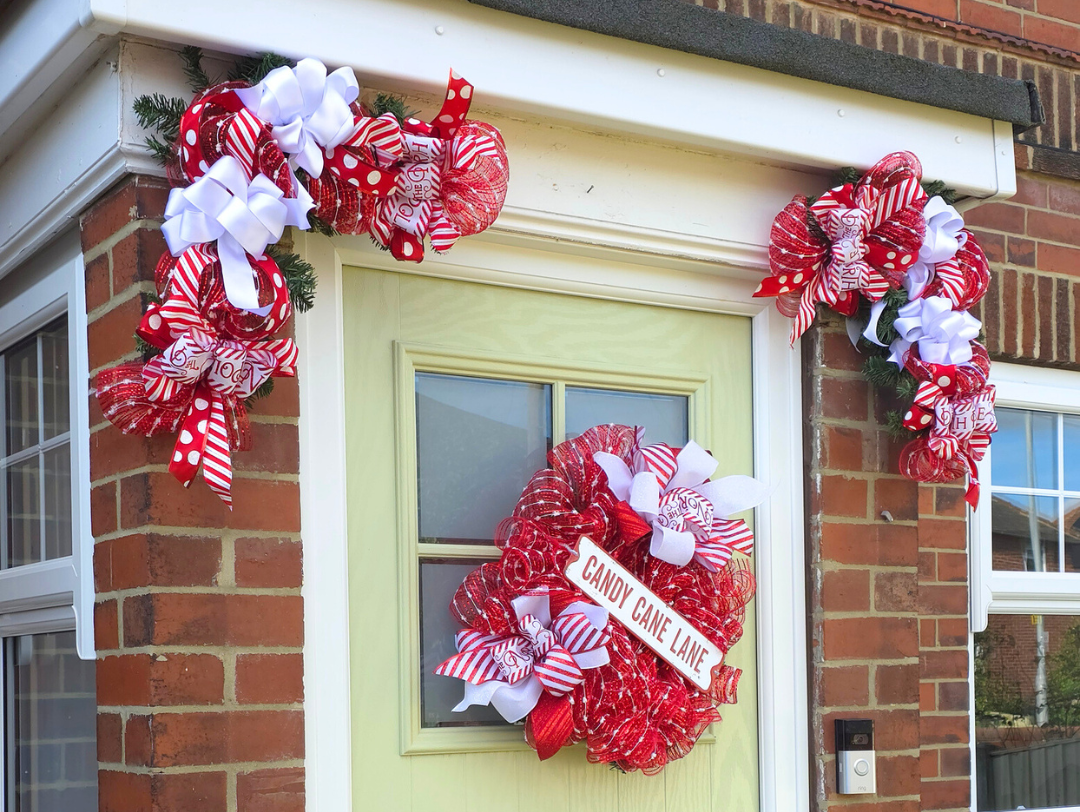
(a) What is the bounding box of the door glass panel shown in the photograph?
[420,560,506,728]
[416,373,552,544]
[992,408,1058,490]
[975,614,1080,811]
[565,387,688,447]
[3,631,98,812]
[991,494,1060,572]
[5,337,39,456]
[6,457,41,568]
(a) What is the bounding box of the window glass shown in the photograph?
[1,318,72,569]
[975,614,1080,811]
[992,408,1058,490]
[3,631,97,812]
[1064,415,1080,493]
[416,374,552,544]
[565,387,688,447]
[991,494,1060,572]
[420,560,506,728]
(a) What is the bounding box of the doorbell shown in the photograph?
[835,718,875,794]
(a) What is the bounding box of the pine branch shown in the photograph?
[835,166,862,187]
[922,179,958,206]
[367,93,419,125]
[873,286,909,345]
[133,93,187,144]
[266,245,318,313]
[229,52,293,85]
[308,211,338,238]
[144,136,173,165]
[884,410,911,440]
[863,354,904,390]
[896,371,920,401]
[245,377,275,408]
[134,334,163,362]
[181,45,212,93]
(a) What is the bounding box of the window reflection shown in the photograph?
[565,387,688,447]
[975,615,1080,811]
[992,408,1058,491]
[991,495,1060,573]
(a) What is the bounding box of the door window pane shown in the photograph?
[565,387,688,447]
[420,560,506,728]
[416,374,551,544]
[992,494,1060,572]
[3,631,97,812]
[1065,415,1080,493]
[992,408,1058,490]
[975,614,1080,811]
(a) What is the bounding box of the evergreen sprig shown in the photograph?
[266,245,318,313]
[835,166,862,186]
[922,179,958,206]
[133,93,188,164]
[246,377,276,407]
[181,45,212,93]
[368,92,419,125]
[134,334,163,362]
[229,52,293,85]
[884,410,910,440]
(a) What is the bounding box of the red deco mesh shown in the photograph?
[447,424,757,773]
[441,121,509,237]
[922,229,991,310]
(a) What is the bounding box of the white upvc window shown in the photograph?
[0,232,96,811]
[970,362,1080,812]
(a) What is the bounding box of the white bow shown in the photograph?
[890,295,981,366]
[594,441,768,568]
[236,58,360,178]
[161,156,311,314]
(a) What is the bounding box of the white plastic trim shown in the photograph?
[970,362,1080,633]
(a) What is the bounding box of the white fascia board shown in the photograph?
[79,0,1015,199]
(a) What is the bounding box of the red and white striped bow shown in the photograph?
[368,72,502,262]
[755,151,928,343]
[594,428,768,571]
[434,590,609,723]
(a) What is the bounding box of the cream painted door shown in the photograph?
[343,266,758,811]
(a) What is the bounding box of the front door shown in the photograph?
[343,266,759,810]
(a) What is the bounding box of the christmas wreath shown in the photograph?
[754,152,996,506]
[95,49,509,506]
[434,424,768,772]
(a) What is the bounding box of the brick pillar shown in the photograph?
[82,176,305,812]
[807,313,922,812]
[917,484,971,810]
[806,310,972,812]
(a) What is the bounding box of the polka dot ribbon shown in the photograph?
[367,71,503,262]
[754,151,929,344]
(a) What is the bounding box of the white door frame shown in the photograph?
[296,228,809,812]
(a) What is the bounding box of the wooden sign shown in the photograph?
[565,536,724,692]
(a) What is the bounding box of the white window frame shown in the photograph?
[0,230,93,657]
[969,361,1080,812]
[970,362,1080,632]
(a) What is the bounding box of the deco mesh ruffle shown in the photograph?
[438,424,756,773]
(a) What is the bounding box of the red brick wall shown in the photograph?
[806,316,973,812]
[82,176,305,812]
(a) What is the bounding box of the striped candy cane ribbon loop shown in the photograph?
[321,113,402,196]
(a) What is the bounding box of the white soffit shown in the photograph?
[81,0,1014,198]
